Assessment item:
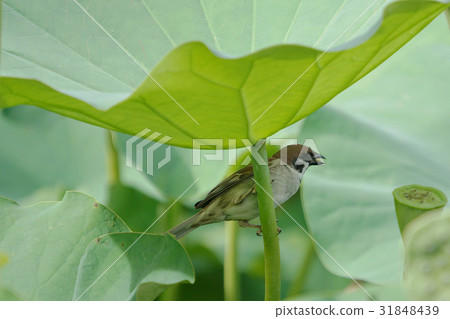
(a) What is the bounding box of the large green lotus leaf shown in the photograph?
[107,183,161,232]
[302,106,450,285]
[336,284,406,301]
[0,192,194,300]
[0,254,21,300]
[301,16,450,285]
[74,233,194,301]
[0,286,21,301]
[289,284,406,301]
[0,192,128,300]
[1,1,449,147]
[0,106,108,204]
[0,0,401,104]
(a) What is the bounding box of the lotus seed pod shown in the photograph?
[392,185,447,234]
[404,211,450,300]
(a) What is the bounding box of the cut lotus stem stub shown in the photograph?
[393,184,448,234]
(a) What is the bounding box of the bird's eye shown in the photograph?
[293,158,306,172]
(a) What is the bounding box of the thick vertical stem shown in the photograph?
[107,131,121,185]
[224,221,239,301]
[251,139,281,301]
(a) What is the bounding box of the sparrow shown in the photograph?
[167,144,325,239]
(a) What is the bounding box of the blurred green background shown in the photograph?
[0,1,449,300]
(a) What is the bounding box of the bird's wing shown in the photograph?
[194,164,254,209]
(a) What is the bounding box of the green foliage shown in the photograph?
[300,16,450,285]
[0,0,406,105]
[301,106,448,284]
[0,106,108,204]
[107,183,160,232]
[115,133,209,201]
[1,0,449,301]
[404,211,450,300]
[1,1,449,147]
[0,192,194,300]
[75,233,194,301]
[0,254,21,300]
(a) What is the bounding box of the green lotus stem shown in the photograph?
[107,131,121,185]
[393,184,448,234]
[287,239,315,298]
[224,221,240,301]
[251,139,281,301]
[445,8,450,29]
[158,285,179,301]
[224,152,251,301]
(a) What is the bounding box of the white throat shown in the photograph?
[270,161,303,207]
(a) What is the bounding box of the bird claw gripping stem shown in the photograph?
[256,226,282,236]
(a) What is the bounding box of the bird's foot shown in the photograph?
[256,226,281,236]
[238,220,262,236]
[238,220,281,236]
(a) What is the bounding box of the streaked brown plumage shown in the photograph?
[167,144,325,239]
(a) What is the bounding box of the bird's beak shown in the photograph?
[312,154,326,166]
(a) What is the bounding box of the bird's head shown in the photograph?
[272,144,325,173]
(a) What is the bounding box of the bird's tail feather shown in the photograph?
[166,211,204,240]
